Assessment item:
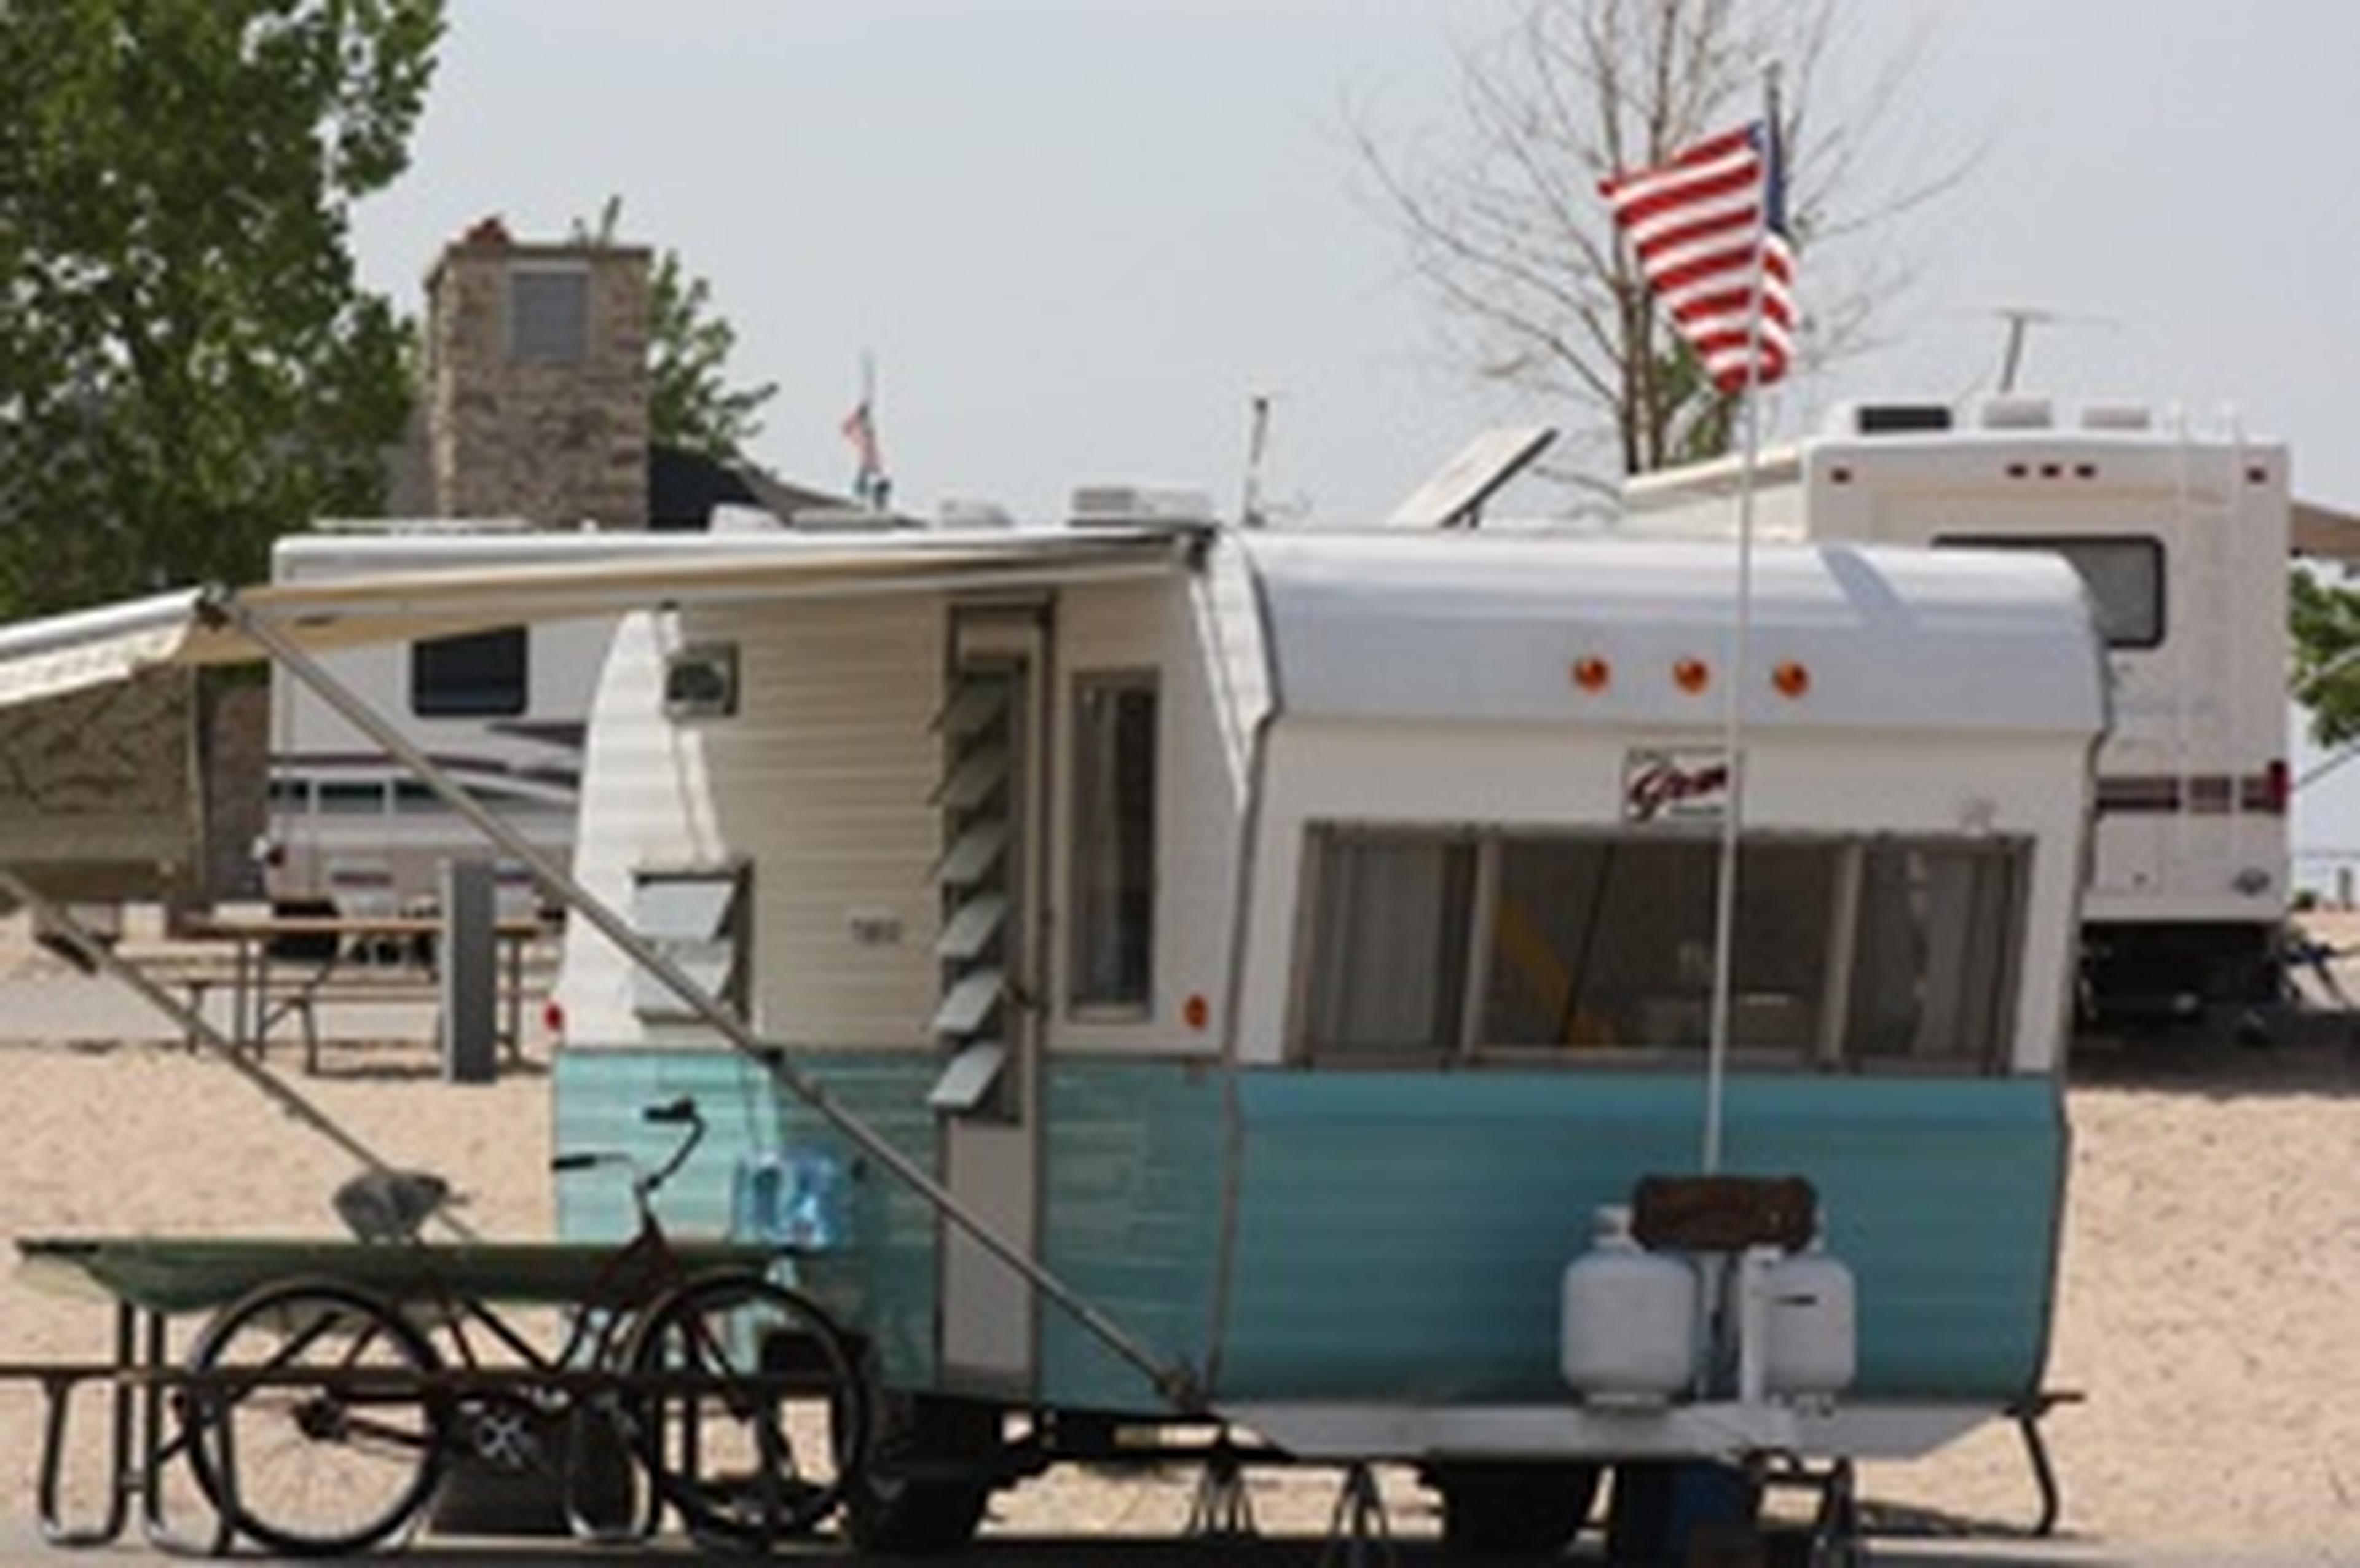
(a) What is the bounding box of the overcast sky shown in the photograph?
[348,1,2360,864]
[348,1,2360,523]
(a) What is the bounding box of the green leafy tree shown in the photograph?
[575,197,777,461]
[0,0,443,613]
[2291,569,2360,747]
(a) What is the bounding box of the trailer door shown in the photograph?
[929,607,1048,1395]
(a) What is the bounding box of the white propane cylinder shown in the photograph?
[1560,1205,1696,1401]
[1763,1239,1857,1397]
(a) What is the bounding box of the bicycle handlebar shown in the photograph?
[551,1099,706,1206]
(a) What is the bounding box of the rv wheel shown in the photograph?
[843,1394,997,1554]
[1428,1460,1600,1556]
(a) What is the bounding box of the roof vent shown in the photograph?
[784,505,919,533]
[1852,403,1952,436]
[1977,396,2055,430]
[1068,485,1216,527]
[2080,403,2153,432]
[938,498,1016,530]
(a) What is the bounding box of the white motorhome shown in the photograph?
[266,525,647,915]
[1622,396,2289,1029]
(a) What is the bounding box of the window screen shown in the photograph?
[509,267,588,363]
[1937,535,2163,649]
[1069,675,1157,1011]
[412,627,528,717]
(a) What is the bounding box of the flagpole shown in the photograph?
[1701,65,1779,1177]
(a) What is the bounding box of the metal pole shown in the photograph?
[0,867,478,1242]
[1702,68,1780,1177]
[218,592,1200,1408]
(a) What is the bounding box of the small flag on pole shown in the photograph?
[841,353,888,509]
[1600,120,1793,393]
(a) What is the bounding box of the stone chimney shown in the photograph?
[422,218,651,527]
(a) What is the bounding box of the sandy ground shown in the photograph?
[1,915,2358,1557]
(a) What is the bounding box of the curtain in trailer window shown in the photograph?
[1302,834,1474,1055]
[1848,844,2019,1065]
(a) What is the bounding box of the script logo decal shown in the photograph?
[1624,749,1731,824]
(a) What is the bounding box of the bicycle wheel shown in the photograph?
[624,1271,865,1545]
[183,1279,446,1556]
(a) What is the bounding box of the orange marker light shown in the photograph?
[1673,657,1710,694]
[1571,656,1611,692]
[1183,994,1211,1032]
[1772,661,1811,699]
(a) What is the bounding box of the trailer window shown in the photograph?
[1293,825,2029,1072]
[1069,673,1157,1013]
[1478,838,1832,1057]
[412,627,529,717]
[629,864,749,1022]
[1936,535,2163,649]
[1299,831,1477,1057]
[1847,841,2021,1066]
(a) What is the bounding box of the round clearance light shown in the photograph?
[1183,994,1211,1032]
[1571,656,1611,692]
[1673,657,1710,694]
[1772,661,1811,698]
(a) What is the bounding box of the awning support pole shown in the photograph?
[214,590,1201,1409]
[0,865,479,1242]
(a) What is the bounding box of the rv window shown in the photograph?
[1477,837,1832,1057]
[509,266,588,364]
[412,627,529,717]
[1936,535,2163,649]
[317,780,388,815]
[1846,841,2023,1067]
[1300,831,1477,1057]
[1069,674,1157,1013]
[630,864,749,1022]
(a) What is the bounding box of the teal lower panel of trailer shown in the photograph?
[553,1051,2061,1416]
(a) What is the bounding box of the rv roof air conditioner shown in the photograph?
[1068,485,1216,529]
[938,499,1016,530]
[2080,403,2154,432]
[785,505,919,533]
[1975,396,2055,430]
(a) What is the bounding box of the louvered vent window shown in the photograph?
[630,865,748,1022]
[930,668,1016,1115]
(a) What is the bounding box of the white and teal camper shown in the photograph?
[539,518,2103,1548]
[0,514,2103,1553]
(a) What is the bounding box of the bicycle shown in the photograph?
[168,1096,868,1555]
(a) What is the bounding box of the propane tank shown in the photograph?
[1560,1205,1696,1401]
[1763,1235,1856,1398]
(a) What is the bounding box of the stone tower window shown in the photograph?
[508,264,589,363]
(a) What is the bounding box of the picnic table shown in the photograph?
[172,912,546,1068]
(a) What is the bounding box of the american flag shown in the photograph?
[840,398,885,505]
[1599,120,1793,394]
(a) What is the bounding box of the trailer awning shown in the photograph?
[2294,500,2360,564]
[0,527,1200,710]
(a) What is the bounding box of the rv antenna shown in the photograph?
[1241,392,1274,528]
[1987,306,2119,393]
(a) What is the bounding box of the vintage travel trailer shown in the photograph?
[0,515,2104,1554]
[1621,398,2288,1029]
[540,519,2104,1548]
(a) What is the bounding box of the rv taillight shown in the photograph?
[541,998,566,1040]
[2264,759,2291,814]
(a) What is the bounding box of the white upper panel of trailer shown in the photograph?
[1240,533,2106,736]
